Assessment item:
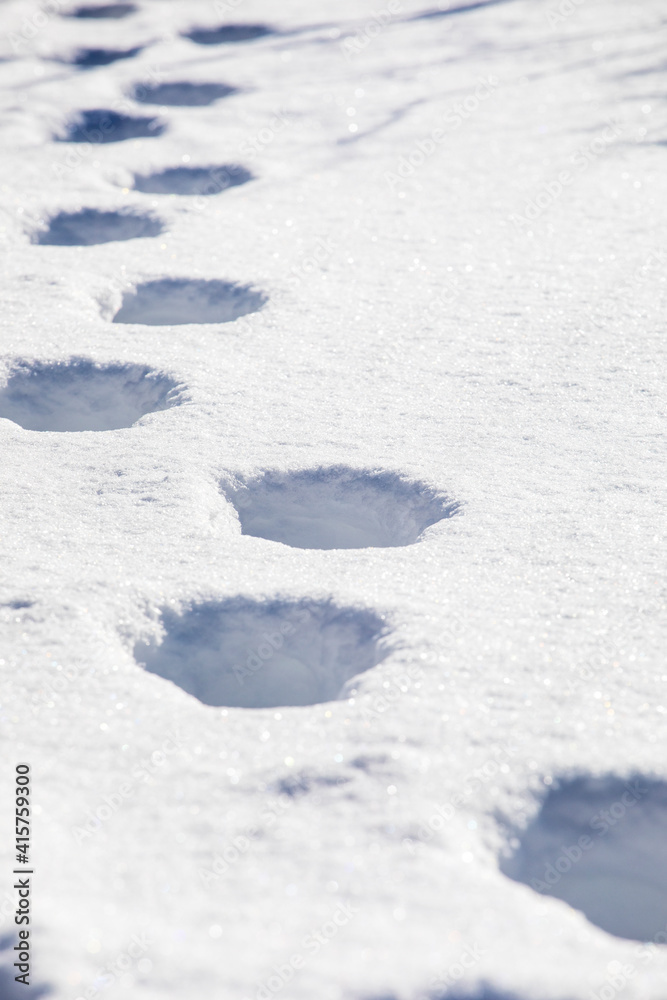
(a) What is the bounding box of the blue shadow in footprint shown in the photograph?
[57,109,165,144]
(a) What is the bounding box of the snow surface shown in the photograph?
[0,0,666,998]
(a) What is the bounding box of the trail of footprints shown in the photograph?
[6,4,667,992]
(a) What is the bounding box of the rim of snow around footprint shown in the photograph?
[111,278,267,325]
[500,774,667,943]
[221,467,461,549]
[134,598,391,710]
[0,359,184,432]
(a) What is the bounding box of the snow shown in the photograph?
[0,0,666,998]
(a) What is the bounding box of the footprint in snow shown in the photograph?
[134,598,390,710]
[222,467,461,549]
[68,46,143,68]
[501,774,667,941]
[33,209,163,246]
[131,81,238,107]
[183,23,273,45]
[132,164,253,196]
[57,109,165,144]
[112,278,267,325]
[67,3,137,16]
[0,360,182,432]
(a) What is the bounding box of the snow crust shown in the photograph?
[1,0,666,998]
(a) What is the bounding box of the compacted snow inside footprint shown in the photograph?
[0,360,182,432]
[501,775,667,941]
[68,46,143,68]
[34,209,163,246]
[222,467,460,549]
[58,109,165,144]
[133,164,252,196]
[131,81,238,106]
[68,3,137,17]
[113,278,267,324]
[183,23,274,45]
[134,598,390,709]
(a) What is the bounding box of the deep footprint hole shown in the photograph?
[113,278,267,325]
[34,209,163,246]
[183,23,274,45]
[222,467,461,549]
[133,164,252,196]
[134,598,390,709]
[58,109,165,144]
[501,775,667,941]
[131,81,237,106]
[0,359,183,432]
[67,3,137,16]
[68,46,143,68]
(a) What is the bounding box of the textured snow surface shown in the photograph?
[0,0,666,998]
